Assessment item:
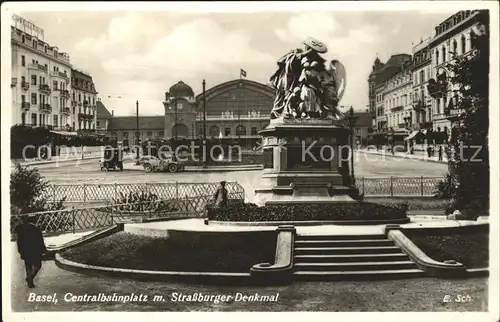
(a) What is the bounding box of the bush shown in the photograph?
[405,230,489,268]
[435,174,454,199]
[207,202,407,222]
[110,191,177,213]
[10,162,66,214]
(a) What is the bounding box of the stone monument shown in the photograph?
[254,37,360,206]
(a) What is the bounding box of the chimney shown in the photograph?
[111,110,114,116]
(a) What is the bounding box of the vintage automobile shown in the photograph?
[139,155,185,173]
[99,147,124,171]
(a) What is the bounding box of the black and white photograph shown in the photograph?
[2,1,499,319]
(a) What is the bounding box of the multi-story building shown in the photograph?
[71,68,98,131]
[352,111,373,146]
[11,15,72,130]
[367,57,385,127]
[428,10,488,132]
[367,54,412,146]
[107,116,165,147]
[383,62,413,146]
[374,83,386,131]
[411,37,434,133]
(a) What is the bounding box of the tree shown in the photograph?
[442,16,489,217]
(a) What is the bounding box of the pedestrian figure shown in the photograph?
[15,215,47,288]
[427,145,432,158]
[213,181,228,208]
[438,145,443,161]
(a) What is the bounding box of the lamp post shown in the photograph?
[346,106,358,185]
[403,116,412,153]
[135,100,140,165]
[174,96,178,141]
[202,79,207,168]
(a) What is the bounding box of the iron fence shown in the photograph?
[356,176,444,197]
[10,177,446,235]
[10,195,245,235]
[42,181,245,203]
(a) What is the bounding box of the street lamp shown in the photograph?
[135,100,140,165]
[403,116,412,153]
[345,107,358,185]
[202,79,207,168]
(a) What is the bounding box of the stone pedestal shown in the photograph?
[254,118,360,206]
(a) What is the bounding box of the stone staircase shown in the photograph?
[293,233,425,280]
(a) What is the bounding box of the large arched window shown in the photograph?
[209,125,220,137]
[461,34,466,54]
[172,123,189,138]
[236,125,246,136]
[441,46,446,64]
[435,50,440,65]
[452,39,458,56]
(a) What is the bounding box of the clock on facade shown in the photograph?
[177,103,183,110]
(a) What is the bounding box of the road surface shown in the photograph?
[30,151,447,184]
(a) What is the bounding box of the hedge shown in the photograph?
[207,202,408,221]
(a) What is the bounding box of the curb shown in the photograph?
[357,150,447,164]
[55,253,253,285]
[208,217,411,226]
[13,156,101,166]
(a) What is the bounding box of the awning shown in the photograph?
[50,130,78,136]
[404,130,420,141]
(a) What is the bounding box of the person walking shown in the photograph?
[213,181,228,208]
[438,145,443,161]
[15,215,47,288]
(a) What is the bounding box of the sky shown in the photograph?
[15,9,456,116]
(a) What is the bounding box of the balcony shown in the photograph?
[60,89,70,99]
[71,100,77,107]
[11,78,17,87]
[390,105,404,112]
[39,84,51,95]
[78,113,94,120]
[83,100,90,107]
[60,107,71,116]
[21,102,30,111]
[27,63,48,72]
[21,81,30,90]
[398,122,408,129]
[40,104,52,114]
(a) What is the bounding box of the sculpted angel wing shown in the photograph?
[329,60,346,101]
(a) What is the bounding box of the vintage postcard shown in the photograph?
[1,1,499,321]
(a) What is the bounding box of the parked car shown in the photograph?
[99,147,124,171]
[140,155,185,173]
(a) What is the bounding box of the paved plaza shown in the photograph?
[29,151,447,201]
[8,241,487,312]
